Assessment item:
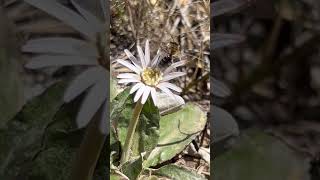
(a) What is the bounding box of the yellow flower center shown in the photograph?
[141,68,162,86]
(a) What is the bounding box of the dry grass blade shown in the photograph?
[211,0,247,17]
[211,33,245,49]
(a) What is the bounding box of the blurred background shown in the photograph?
[212,0,320,179]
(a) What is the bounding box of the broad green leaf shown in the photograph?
[0,81,108,179]
[0,13,23,127]
[153,164,206,180]
[0,82,67,178]
[122,156,143,180]
[144,103,207,168]
[110,172,128,180]
[212,106,239,157]
[213,129,310,180]
[212,106,239,144]
[110,89,160,159]
[26,100,107,180]
[156,93,185,115]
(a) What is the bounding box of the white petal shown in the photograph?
[24,0,96,40]
[71,0,104,33]
[117,59,141,74]
[157,83,175,99]
[173,94,185,105]
[130,82,144,94]
[144,40,150,66]
[25,55,97,69]
[118,78,140,84]
[158,82,182,92]
[162,72,186,82]
[141,86,151,104]
[137,45,146,68]
[124,49,140,66]
[64,67,105,102]
[134,84,146,102]
[150,87,158,106]
[76,79,108,128]
[164,60,187,74]
[151,53,161,67]
[117,73,140,80]
[22,38,98,57]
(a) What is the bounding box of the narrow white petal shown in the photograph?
[157,83,175,99]
[24,0,96,40]
[151,53,161,67]
[76,79,108,128]
[71,0,104,33]
[117,73,140,80]
[134,84,146,102]
[162,72,186,82]
[137,45,146,68]
[64,67,105,102]
[141,86,151,104]
[118,78,140,84]
[144,40,150,66]
[117,59,141,74]
[124,50,142,71]
[124,49,140,65]
[164,60,187,74]
[130,82,144,94]
[158,82,182,92]
[25,55,97,69]
[174,94,185,105]
[22,38,98,57]
[150,87,158,106]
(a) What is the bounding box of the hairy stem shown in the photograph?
[70,112,106,180]
[120,101,143,164]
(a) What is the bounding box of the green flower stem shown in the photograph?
[120,101,144,164]
[70,112,106,180]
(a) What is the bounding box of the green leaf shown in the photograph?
[0,82,67,178]
[213,129,310,180]
[0,81,108,179]
[153,164,206,180]
[110,88,160,159]
[144,103,207,168]
[122,156,143,180]
[110,77,120,101]
[110,172,128,180]
[212,105,239,144]
[212,106,239,157]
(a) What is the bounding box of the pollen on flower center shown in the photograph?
[141,68,162,86]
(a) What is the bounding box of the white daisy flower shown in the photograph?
[116,40,187,105]
[22,0,109,134]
